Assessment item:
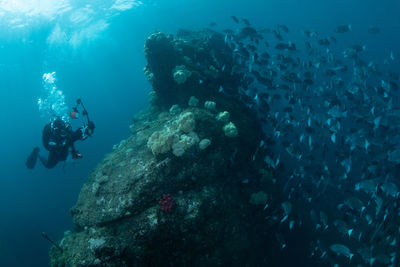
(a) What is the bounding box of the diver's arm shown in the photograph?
[72,121,95,142]
[69,123,94,159]
[70,142,81,159]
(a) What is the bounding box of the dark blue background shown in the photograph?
[0,0,398,266]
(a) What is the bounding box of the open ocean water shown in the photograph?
[1,0,400,266]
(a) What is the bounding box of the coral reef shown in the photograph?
[49,29,276,267]
[172,65,191,84]
[159,194,175,214]
[198,138,211,150]
[216,111,230,123]
[143,30,241,109]
[188,96,199,107]
[223,121,239,137]
[146,110,197,156]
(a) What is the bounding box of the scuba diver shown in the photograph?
[26,99,95,169]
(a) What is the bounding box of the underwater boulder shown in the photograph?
[49,30,272,267]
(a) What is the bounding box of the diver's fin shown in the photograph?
[26,147,39,169]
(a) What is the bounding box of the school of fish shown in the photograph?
[217,16,399,266]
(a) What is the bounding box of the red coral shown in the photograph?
[159,194,175,214]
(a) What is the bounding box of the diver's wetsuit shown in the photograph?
[39,122,93,169]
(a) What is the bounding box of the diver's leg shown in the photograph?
[39,151,59,169]
[26,147,39,169]
[38,154,49,168]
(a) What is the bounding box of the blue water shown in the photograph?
[0,0,399,266]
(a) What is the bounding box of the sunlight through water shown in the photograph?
[0,0,143,46]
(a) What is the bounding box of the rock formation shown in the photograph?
[50,29,279,267]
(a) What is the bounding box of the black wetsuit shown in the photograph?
[39,122,92,168]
